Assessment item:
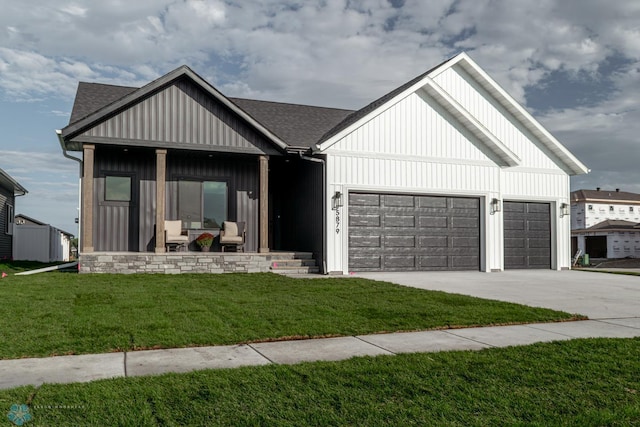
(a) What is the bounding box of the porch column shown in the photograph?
[155,149,167,253]
[82,144,95,252]
[259,155,269,253]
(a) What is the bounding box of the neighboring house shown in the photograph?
[57,52,588,274]
[570,188,640,259]
[13,214,74,262]
[0,168,28,259]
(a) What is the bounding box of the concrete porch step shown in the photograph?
[269,251,320,275]
[271,266,321,275]
[270,259,317,268]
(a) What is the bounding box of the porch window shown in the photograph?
[178,180,227,229]
[105,176,131,202]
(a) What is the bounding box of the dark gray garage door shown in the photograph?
[503,201,551,269]
[348,193,480,271]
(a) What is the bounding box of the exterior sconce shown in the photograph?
[491,198,501,214]
[333,191,344,209]
[560,202,569,217]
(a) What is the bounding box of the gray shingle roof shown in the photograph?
[69,82,137,124]
[585,219,639,231]
[571,189,640,203]
[229,98,353,148]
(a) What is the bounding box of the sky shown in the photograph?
[0,0,639,235]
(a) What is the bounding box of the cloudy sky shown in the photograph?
[0,0,639,235]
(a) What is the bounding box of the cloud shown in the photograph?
[0,0,639,198]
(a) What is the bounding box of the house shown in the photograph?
[57,52,588,274]
[570,188,640,259]
[0,167,28,259]
[13,214,74,262]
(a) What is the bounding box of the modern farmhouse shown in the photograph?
[57,52,588,274]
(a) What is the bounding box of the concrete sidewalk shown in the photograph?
[2,318,639,390]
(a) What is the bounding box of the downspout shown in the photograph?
[56,130,83,251]
[299,152,327,275]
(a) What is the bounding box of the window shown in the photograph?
[105,176,131,202]
[178,180,228,229]
[588,204,593,211]
[630,207,635,213]
[5,204,13,235]
[609,206,614,212]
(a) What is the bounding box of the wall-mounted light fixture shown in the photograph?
[491,198,501,214]
[560,202,569,217]
[333,191,344,209]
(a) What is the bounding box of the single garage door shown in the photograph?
[348,193,480,271]
[503,201,551,269]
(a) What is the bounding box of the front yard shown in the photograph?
[1,338,638,425]
[0,272,580,359]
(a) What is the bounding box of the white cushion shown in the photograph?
[223,221,238,236]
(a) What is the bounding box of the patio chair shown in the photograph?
[165,220,189,252]
[220,221,245,252]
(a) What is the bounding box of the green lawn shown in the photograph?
[0,260,67,275]
[1,338,638,426]
[0,272,580,359]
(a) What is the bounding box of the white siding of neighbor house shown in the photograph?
[323,68,572,273]
[572,201,640,229]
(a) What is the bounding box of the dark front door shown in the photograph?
[503,201,551,269]
[348,193,480,271]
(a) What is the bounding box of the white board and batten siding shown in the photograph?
[323,62,573,273]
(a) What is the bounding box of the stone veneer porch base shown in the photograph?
[79,251,315,274]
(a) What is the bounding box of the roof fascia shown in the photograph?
[61,66,288,151]
[454,53,589,175]
[0,168,27,196]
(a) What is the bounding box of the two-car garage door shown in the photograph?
[348,193,480,271]
[347,192,551,272]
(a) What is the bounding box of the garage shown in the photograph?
[348,192,480,271]
[503,201,551,269]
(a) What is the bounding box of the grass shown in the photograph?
[0,260,68,275]
[0,273,580,359]
[1,338,638,426]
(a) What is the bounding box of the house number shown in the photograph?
[335,209,341,234]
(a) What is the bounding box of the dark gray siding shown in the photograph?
[270,157,324,263]
[93,146,156,252]
[166,151,260,252]
[77,78,280,155]
[0,185,13,258]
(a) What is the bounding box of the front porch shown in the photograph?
[79,251,319,274]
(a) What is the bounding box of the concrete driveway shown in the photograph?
[355,270,640,320]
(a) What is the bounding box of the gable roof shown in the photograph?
[64,80,352,150]
[0,167,27,196]
[572,189,640,204]
[61,66,290,152]
[314,52,588,175]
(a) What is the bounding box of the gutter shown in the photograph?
[56,130,83,174]
[56,129,83,252]
[299,152,328,275]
